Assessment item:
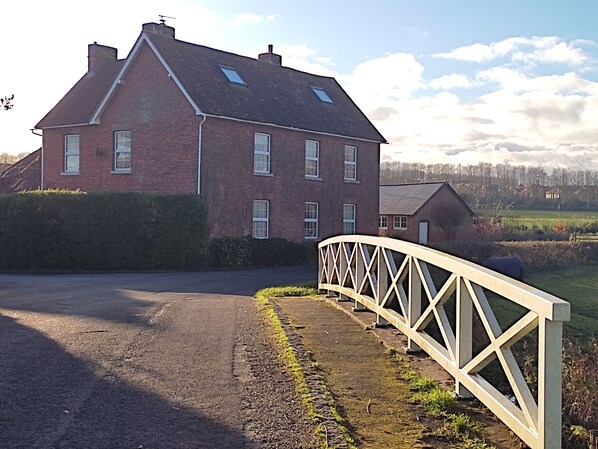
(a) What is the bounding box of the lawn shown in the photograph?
[488,265,598,339]
[527,266,598,338]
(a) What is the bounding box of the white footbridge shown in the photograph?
[318,235,570,449]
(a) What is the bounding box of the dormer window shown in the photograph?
[220,66,245,85]
[311,86,333,103]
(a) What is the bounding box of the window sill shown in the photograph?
[305,176,322,181]
[111,169,131,174]
[344,179,359,184]
[394,228,407,231]
[253,172,273,177]
[60,171,79,176]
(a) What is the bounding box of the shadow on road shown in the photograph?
[0,313,251,449]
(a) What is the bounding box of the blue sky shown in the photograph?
[2,0,598,170]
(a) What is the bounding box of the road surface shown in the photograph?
[0,267,317,449]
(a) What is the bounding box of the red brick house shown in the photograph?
[35,22,386,241]
[0,150,42,193]
[379,182,474,243]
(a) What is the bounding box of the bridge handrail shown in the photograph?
[318,235,570,449]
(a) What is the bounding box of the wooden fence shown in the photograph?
[318,235,570,449]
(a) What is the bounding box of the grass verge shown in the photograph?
[385,347,497,449]
[255,286,356,449]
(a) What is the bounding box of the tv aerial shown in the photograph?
[159,15,176,25]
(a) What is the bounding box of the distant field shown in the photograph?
[483,209,598,232]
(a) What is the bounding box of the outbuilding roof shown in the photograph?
[380,182,474,216]
[36,23,386,143]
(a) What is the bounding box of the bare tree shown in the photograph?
[1,94,14,110]
[431,204,465,240]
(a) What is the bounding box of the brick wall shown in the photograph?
[201,117,380,240]
[43,42,198,193]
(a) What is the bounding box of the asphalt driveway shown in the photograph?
[0,266,317,449]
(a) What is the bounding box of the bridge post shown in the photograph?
[338,243,351,302]
[537,317,563,449]
[353,243,367,311]
[456,276,473,398]
[407,256,421,352]
[376,247,389,326]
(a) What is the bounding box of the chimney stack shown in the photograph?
[142,22,175,39]
[258,44,282,66]
[88,42,117,75]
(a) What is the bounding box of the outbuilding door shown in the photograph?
[418,221,429,244]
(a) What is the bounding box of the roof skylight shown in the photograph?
[220,66,246,85]
[311,86,333,103]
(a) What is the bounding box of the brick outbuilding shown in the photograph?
[35,22,386,241]
[379,182,474,243]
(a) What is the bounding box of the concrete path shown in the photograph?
[0,267,317,449]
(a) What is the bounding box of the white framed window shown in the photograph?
[254,133,271,174]
[220,66,245,85]
[64,134,80,173]
[394,216,407,230]
[305,140,319,178]
[344,145,357,181]
[304,202,319,239]
[311,86,333,103]
[343,204,356,234]
[252,200,269,239]
[114,131,131,171]
[379,216,388,229]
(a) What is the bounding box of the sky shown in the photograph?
[2,0,598,171]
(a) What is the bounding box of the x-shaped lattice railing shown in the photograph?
[319,235,570,449]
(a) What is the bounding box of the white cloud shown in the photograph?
[434,42,498,62]
[233,12,281,25]
[402,26,430,38]
[344,53,425,110]
[433,36,588,65]
[429,74,473,90]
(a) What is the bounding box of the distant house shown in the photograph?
[35,22,386,241]
[379,182,474,244]
[0,150,41,193]
[545,188,560,200]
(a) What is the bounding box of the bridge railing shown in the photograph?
[318,235,570,449]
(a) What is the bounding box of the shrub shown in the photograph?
[208,236,252,269]
[499,241,593,271]
[0,190,207,271]
[209,236,312,269]
[562,339,598,432]
[250,238,306,266]
[432,240,598,271]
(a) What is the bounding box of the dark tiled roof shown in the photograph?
[36,27,386,143]
[36,60,125,128]
[149,34,385,142]
[380,183,447,215]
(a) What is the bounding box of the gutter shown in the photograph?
[197,115,207,195]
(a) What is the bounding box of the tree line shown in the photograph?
[380,161,598,211]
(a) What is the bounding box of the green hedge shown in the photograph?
[0,190,207,271]
[209,236,312,269]
[431,240,598,272]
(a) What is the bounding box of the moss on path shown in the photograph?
[276,296,444,449]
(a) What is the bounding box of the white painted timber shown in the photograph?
[318,235,570,449]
